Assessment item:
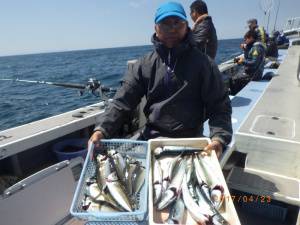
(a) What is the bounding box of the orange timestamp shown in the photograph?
[222,195,272,203]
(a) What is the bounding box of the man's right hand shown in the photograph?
[89,130,104,147]
[240,43,246,50]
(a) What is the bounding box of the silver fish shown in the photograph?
[109,150,127,185]
[153,159,163,204]
[194,185,213,214]
[106,171,132,212]
[87,183,102,199]
[166,197,185,224]
[124,156,140,195]
[96,154,108,191]
[82,196,93,211]
[212,211,230,225]
[195,186,229,225]
[162,154,182,192]
[126,161,137,196]
[211,188,224,210]
[94,191,125,212]
[154,146,204,157]
[198,155,222,190]
[182,174,212,225]
[157,159,186,210]
[85,199,119,213]
[193,154,208,185]
[198,155,224,209]
[132,163,145,194]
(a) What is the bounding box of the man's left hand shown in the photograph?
[202,140,223,159]
[237,57,244,64]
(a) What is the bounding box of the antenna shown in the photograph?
[260,0,274,32]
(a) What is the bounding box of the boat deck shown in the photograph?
[231,46,300,212]
[235,46,300,179]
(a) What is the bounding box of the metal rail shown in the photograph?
[284,17,300,33]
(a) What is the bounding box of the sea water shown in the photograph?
[0,39,242,131]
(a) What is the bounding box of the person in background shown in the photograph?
[266,32,279,59]
[190,0,218,59]
[232,30,266,94]
[273,30,289,46]
[241,18,267,50]
[89,2,232,158]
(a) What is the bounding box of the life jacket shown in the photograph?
[256,26,267,48]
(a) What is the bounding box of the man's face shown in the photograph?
[248,22,256,30]
[190,10,198,22]
[155,16,188,48]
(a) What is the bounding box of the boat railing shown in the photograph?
[284,17,300,35]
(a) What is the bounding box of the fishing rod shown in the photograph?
[0,78,117,99]
[260,0,274,32]
[273,0,280,32]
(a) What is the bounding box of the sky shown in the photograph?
[0,0,299,56]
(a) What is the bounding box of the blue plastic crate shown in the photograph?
[70,139,149,223]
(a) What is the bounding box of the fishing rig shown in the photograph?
[0,78,117,100]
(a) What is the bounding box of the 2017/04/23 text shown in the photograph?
[222,195,272,203]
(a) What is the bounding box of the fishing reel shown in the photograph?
[80,78,117,100]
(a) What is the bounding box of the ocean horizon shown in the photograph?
[0,38,242,58]
[0,38,242,131]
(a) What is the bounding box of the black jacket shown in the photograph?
[192,16,218,59]
[95,31,232,145]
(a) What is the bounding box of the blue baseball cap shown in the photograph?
[154,2,187,24]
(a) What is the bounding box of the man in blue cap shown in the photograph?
[90,2,232,158]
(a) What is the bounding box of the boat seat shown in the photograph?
[0,158,84,225]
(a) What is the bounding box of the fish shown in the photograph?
[109,150,127,186]
[125,161,137,196]
[157,158,186,210]
[96,154,108,191]
[193,154,208,185]
[132,163,145,194]
[165,197,185,224]
[198,155,222,189]
[94,190,125,212]
[87,183,102,199]
[153,159,163,204]
[106,171,132,212]
[84,197,119,213]
[162,154,182,193]
[198,155,224,209]
[195,186,230,225]
[182,174,212,225]
[154,146,204,157]
[82,195,93,211]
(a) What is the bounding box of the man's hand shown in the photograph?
[234,57,244,65]
[201,140,223,159]
[89,130,104,147]
[233,57,240,63]
[240,43,246,50]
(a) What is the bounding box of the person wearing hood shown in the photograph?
[89,2,232,158]
[190,0,218,59]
